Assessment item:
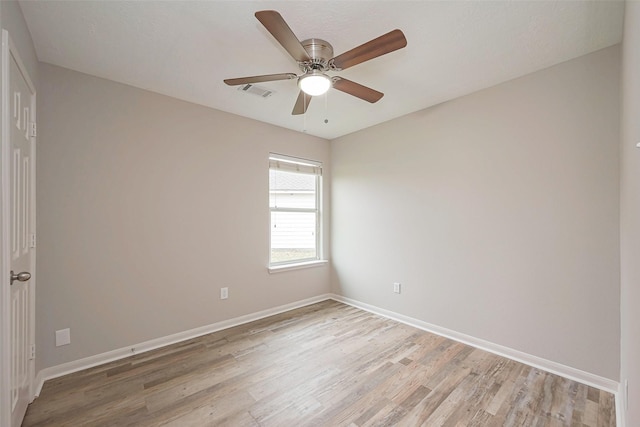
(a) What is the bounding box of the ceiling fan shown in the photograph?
[224,10,407,115]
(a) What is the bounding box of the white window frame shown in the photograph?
[268,153,325,272]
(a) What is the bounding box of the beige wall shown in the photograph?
[331,46,620,380]
[36,64,331,370]
[620,1,640,423]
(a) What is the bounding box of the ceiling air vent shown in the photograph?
[238,84,273,98]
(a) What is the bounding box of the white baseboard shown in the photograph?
[34,294,333,397]
[330,294,620,394]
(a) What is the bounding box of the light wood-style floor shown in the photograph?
[23,300,616,426]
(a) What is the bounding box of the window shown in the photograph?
[269,154,322,267]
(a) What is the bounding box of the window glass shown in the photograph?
[270,211,317,264]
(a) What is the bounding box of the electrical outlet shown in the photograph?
[220,287,229,300]
[393,282,401,294]
[55,328,70,347]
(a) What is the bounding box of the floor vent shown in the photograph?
[238,84,273,98]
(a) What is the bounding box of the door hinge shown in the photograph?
[29,234,36,248]
[29,122,37,138]
[29,344,36,360]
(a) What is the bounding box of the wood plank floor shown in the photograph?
[23,300,616,426]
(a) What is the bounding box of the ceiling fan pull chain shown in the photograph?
[324,91,329,124]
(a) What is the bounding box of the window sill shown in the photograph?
[268,260,328,274]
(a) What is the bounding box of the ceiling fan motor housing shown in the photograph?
[301,38,334,71]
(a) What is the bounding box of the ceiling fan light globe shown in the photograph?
[299,73,331,96]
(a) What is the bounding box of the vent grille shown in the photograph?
[238,84,274,98]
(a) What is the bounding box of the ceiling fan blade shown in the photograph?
[224,73,297,86]
[332,77,384,103]
[330,29,407,70]
[292,91,312,115]
[255,10,311,63]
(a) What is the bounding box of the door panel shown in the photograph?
[8,47,34,427]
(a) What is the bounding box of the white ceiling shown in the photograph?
[19,1,624,140]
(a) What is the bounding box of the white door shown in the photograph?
[2,30,36,427]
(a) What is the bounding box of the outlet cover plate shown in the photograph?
[55,328,71,347]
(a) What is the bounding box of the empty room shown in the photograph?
[1,1,639,426]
